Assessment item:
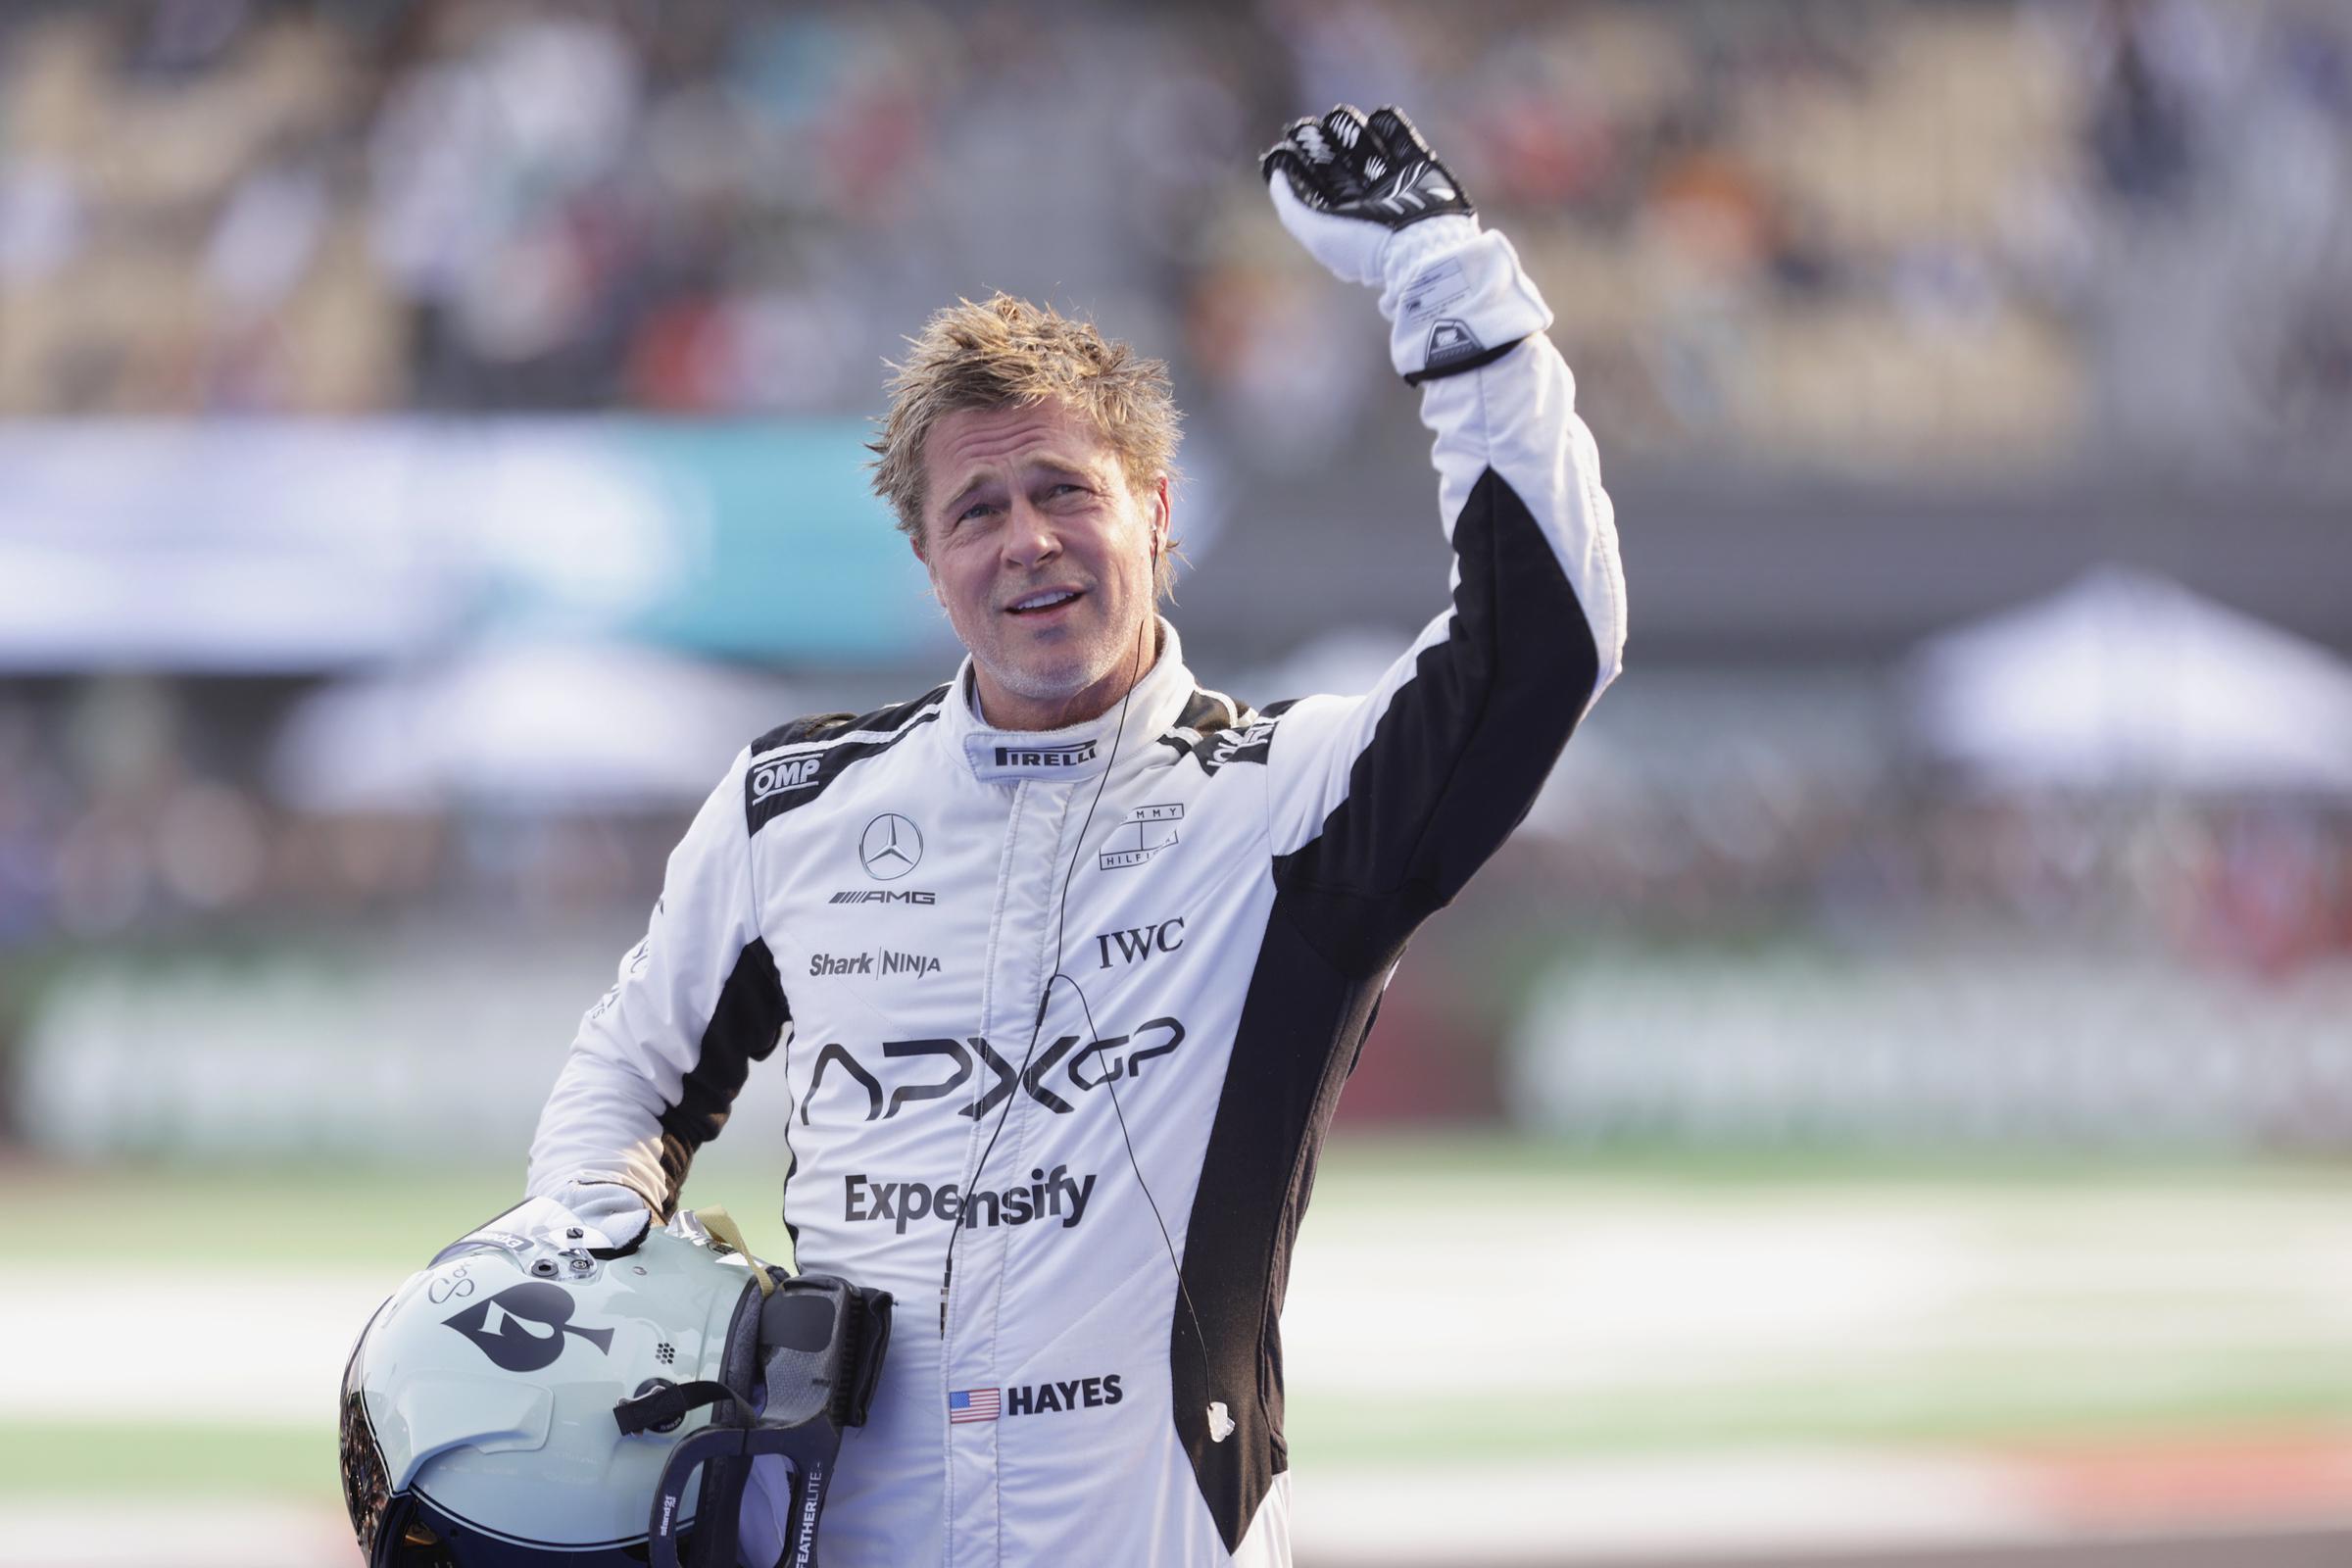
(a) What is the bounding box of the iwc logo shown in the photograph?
[858,813,923,880]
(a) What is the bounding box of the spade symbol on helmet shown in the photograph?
[444,1282,614,1373]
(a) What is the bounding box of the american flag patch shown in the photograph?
[948,1388,1000,1424]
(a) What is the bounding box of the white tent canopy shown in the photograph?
[270,639,796,811]
[1909,566,2352,795]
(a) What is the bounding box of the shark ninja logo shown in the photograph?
[443,1282,614,1372]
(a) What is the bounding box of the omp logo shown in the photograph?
[1100,803,1183,869]
[751,755,822,802]
[443,1283,612,1373]
[799,1017,1185,1124]
[993,740,1097,768]
[1006,1372,1123,1416]
[843,1165,1096,1232]
[1425,317,1485,368]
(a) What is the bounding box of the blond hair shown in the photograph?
[868,294,1182,598]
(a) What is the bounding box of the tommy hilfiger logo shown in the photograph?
[1100,803,1182,869]
[994,741,1097,768]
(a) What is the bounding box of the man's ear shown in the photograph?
[907,528,946,608]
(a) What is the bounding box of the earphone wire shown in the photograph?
[1052,948,1213,1408]
[941,610,1167,1337]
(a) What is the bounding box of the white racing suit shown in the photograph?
[528,306,1626,1565]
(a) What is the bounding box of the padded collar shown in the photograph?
[943,618,1193,784]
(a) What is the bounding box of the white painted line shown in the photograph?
[0,1273,389,1422]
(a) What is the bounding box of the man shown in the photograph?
[528,106,1625,1566]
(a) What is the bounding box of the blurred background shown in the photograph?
[3,0,2351,1564]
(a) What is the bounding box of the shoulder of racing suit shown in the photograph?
[743,684,953,836]
[1155,689,1295,777]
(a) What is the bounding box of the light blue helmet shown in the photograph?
[339,1199,890,1568]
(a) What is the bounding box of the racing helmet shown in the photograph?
[340,1198,890,1568]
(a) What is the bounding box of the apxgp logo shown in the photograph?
[800,1017,1184,1124]
[443,1282,612,1373]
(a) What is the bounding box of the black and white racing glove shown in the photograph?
[1262,104,1551,384]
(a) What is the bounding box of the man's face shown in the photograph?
[913,399,1167,731]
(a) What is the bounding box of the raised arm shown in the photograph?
[1252,106,1628,972]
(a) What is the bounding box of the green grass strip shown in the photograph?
[0,1423,340,1501]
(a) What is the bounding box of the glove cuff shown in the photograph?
[1378,224,1552,382]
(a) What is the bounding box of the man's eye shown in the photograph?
[957,501,997,522]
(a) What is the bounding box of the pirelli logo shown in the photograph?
[994,741,1097,768]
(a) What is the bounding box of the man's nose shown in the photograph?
[1001,499,1061,564]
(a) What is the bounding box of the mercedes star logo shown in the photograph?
[858,813,923,880]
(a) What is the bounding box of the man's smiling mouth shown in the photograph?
[1007,589,1083,614]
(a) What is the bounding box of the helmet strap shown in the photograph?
[694,1207,776,1299]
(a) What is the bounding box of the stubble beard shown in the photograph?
[984,616,1129,706]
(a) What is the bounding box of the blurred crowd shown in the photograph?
[1,0,2347,469]
[1529,746,2352,977]
[0,679,680,949]
[7,662,2351,1158]
[6,669,2349,981]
